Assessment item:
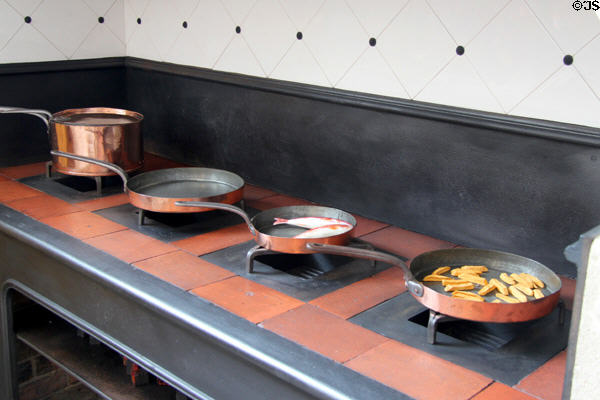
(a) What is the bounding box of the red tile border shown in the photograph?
[351,214,389,238]
[262,304,389,363]
[0,181,44,203]
[360,225,455,259]
[0,162,47,179]
[247,194,314,210]
[471,382,537,400]
[516,350,566,400]
[75,193,130,211]
[345,340,492,400]
[171,223,253,255]
[84,229,178,263]
[6,194,82,220]
[39,211,127,240]
[134,251,235,291]
[142,153,188,171]
[191,276,304,324]
[309,267,405,319]
[243,184,277,201]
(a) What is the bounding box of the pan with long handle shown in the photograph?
[51,151,244,221]
[174,201,356,254]
[305,243,561,323]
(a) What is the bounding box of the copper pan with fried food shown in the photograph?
[303,245,561,323]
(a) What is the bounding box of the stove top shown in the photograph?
[350,293,570,385]
[19,173,122,202]
[200,240,393,302]
[93,203,258,242]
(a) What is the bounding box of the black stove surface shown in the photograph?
[200,240,392,302]
[349,293,570,385]
[19,174,122,202]
[93,203,259,242]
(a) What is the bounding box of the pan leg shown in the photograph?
[427,311,456,344]
[558,298,565,326]
[45,161,53,178]
[137,209,145,226]
[245,245,278,274]
[94,176,102,195]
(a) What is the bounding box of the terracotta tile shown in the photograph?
[361,226,455,260]
[75,193,130,211]
[191,276,303,323]
[84,229,178,263]
[171,223,253,255]
[0,162,46,179]
[310,267,406,319]
[243,184,277,201]
[345,340,492,400]
[0,181,44,203]
[351,214,389,238]
[40,211,127,240]
[247,194,314,211]
[6,194,82,219]
[142,153,187,171]
[516,351,566,400]
[262,304,388,363]
[558,275,576,310]
[471,382,537,400]
[0,175,8,181]
[134,251,235,291]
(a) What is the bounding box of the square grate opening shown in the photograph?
[54,175,122,192]
[408,310,517,351]
[255,253,351,280]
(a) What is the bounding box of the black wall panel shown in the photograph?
[127,66,600,277]
[1,59,599,277]
[0,64,126,165]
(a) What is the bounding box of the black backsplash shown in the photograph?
[3,58,600,277]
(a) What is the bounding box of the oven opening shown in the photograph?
[10,290,189,400]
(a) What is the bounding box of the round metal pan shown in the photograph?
[305,244,561,323]
[51,150,244,213]
[174,201,356,254]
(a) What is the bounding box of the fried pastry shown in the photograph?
[490,278,509,295]
[477,282,496,296]
[444,282,475,292]
[509,285,528,302]
[452,291,485,302]
[432,266,451,275]
[496,293,520,303]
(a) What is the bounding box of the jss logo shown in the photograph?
[572,0,600,10]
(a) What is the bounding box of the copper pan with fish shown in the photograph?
[0,106,143,176]
[174,201,356,254]
[303,244,561,323]
[50,151,244,217]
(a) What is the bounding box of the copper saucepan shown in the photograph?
[1,106,143,176]
[305,244,561,324]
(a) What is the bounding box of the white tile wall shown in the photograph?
[0,0,599,128]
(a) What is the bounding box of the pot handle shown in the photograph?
[306,242,424,297]
[174,201,256,236]
[50,150,129,192]
[0,107,52,129]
